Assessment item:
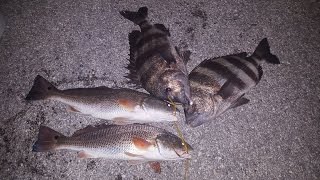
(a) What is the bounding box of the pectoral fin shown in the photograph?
[118,99,137,112]
[229,96,250,110]
[149,161,161,174]
[132,137,153,150]
[217,80,235,99]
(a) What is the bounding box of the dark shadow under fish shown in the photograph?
[185,38,280,127]
[120,7,192,105]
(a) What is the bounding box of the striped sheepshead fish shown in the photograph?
[32,124,193,173]
[184,38,280,127]
[120,7,192,105]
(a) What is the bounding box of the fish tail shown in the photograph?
[120,7,148,27]
[32,125,65,152]
[252,38,280,64]
[26,75,59,100]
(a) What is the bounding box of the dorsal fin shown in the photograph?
[72,124,110,137]
[175,46,191,64]
[158,48,176,64]
[154,24,170,36]
[126,30,142,87]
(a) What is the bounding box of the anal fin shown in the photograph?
[112,117,133,125]
[125,152,144,158]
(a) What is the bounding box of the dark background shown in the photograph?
[0,0,319,179]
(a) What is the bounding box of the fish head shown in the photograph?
[185,112,214,127]
[142,97,180,119]
[159,70,192,106]
[155,133,193,159]
[184,94,218,127]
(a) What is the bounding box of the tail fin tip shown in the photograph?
[25,75,58,101]
[253,38,280,64]
[32,125,65,152]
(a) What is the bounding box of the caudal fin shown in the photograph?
[120,7,148,26]
[32,125,66,152]
[26,75,59,100]
[252,38,280,64]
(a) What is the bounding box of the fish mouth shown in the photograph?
[172,94,192,106]
[185,113,209,127]
[173,148,192,159]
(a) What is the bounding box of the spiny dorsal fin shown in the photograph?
[175,46,192,64]
[158,48,176,64]
[126,30,142,86]
[72,124,110,137]
[154,24,170,36]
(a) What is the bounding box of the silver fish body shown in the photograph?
[32,124,192,161]
[185,38,280,127]
[120,7,192,105]
[26,75,179,124]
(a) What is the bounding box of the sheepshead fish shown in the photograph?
[185,38,280,127]
[120,7,192,105]
[33,124,193,173]
[26,75,179,124]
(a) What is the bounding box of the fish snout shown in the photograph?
[173,92,192,106]
[185,113,209,127]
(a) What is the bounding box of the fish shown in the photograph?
[25,75,180,124]
[32,124,193,173]
[119,7,192,105]
[184,38,280,127]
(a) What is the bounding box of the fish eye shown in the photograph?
[165,87,172,93]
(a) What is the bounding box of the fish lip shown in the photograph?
[185,113,205,127]
[182,153,192,159]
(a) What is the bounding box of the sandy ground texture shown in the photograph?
[0,0,319,180]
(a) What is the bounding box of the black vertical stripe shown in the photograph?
[202,60,247,89]
[135,44,170,71]
[135,33,166,49]
[244,57,258,67]
[224,56,259,83]
[189,71,212,83]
